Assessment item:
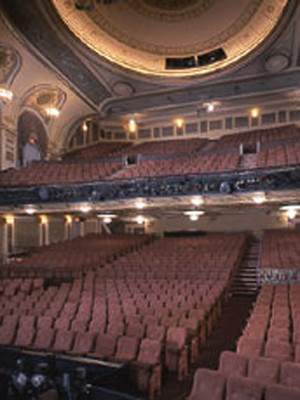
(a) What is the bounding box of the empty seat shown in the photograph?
[219,351,248,378]
[264,340,293,362]
[114,336,138,362]
[265,383,300,400]
[31,328,55,350]
[187,369,226,400]
[0,316,18,345]
[248,356,280,384]
[70,332,95,355]
[237,337,263,358]
[134,339,162,399]
[89,334,117,359]
[165,327,188,380]
[52,330,74,352]
[280,362,300,390]
[226,376,264,400]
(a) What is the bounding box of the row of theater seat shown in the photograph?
[2,234,150,278]
[1,126,300,188]
[187,282,300,400]
[260,230,300,271]
[236,284,300,362]
[0,160,123,187]
[0,233,249,398]
[212,124,300,151]
[66,141,131,159]
[112,153,240,180]
[187,366,300,400]
[257,141,300,169]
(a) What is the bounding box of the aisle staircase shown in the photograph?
[230,237,261,295]
[239,154,258,170]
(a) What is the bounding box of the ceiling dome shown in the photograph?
[52,0,289,77]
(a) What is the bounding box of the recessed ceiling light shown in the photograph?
[252,193,266,204]
[136,215,145,225]
[135,200,146,210]
[190,197,204,207]
[80,204,91,213]
[286,209,297,220]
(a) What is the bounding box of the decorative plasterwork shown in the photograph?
[21,85,66,124]
[126,0,216,23]
[1,0,111,106]
[0,43,21,85]
[52,0,289,77]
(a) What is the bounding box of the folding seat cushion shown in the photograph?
[114,336,138,362]
[52,330,75,353]
[54,317,71,331]
[126,322,145,339]
[106,322,124,337]
[31,328,55,350]
[268,327,290,342]
[226,376,264,400]
[146,325,165,342]
[14,325,35,348]
[0,316,18,345]
[264,340,293,361]
[280,362,300,390]
[89,319,105,335]
[165,327,188,380]
[248,356,280,384]
[71,319,88,333]
[133,339,162,399]
[219,351,248,378]
[295,345,300,363]
[89,334,117,359]
[70,332,95,355]
[187,369,226,400]
[265,383,300,400]
[37,316,53,331]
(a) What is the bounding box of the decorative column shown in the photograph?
[39,215,49,246]
[79,219,85,237]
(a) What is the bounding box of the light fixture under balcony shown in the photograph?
[0,88,13,102]
[45,107,60,118]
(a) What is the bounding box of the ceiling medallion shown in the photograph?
[126,0,217,22]
[52,0,289,77]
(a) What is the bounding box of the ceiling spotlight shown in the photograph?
[0,88,13,102]
[251,108,260,118]
[190,197,204,207]
[136,215,145,225]
[203,101,220,113]
[184,210,205,221]
[80,204,91,213]
[286,209,297,220]
[280,205,300,211]
[45,107,60,118]
[252,193,266,204]
[174,118,184,129]
[97,213,116,219]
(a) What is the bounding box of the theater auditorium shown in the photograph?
[0,0,300,399]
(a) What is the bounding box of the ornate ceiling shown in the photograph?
[52,0,288,77]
